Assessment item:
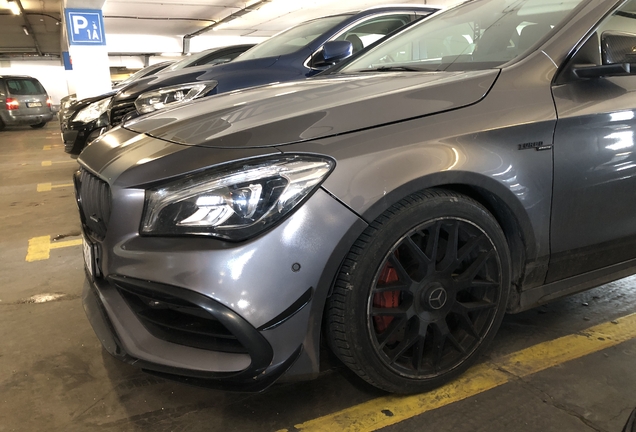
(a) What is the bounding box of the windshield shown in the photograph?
[117,64,165,86]
[236,14,351,61]
[341,0,586,73]
[162,50,216,72]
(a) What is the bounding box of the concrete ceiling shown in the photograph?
[0,0,447,58]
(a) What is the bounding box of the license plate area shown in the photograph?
[83,235,95,279]
[27,102,42,108]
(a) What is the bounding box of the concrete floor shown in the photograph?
[1,123,636,432]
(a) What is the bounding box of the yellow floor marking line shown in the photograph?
[289,313,636,432]
[43,145,51,150]
[41,160,76,167]
[37,182,73,192]
[26,235,82,262]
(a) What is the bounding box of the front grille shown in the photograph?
[109,99,136,126]
[74,168,111,240]
[116,282,248,354]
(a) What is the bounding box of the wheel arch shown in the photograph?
[358,170,536,290]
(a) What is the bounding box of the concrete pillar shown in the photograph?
[61,0,111,99]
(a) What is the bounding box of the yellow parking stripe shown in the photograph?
[37,182,73,192]
[25,236,52,262]
[41,160,76,166]
[43,145,51,150]
[289,312,636,432]
[25,235,82,262]
[51,239,82,249]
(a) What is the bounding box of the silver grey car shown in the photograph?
[0,75,53,130]
[77,0,636,393]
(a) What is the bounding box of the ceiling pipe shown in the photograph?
[181,0,272,54]
[14,0,43,56]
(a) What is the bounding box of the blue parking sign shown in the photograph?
[65,9,106,45]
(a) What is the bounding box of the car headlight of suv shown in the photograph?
[134,81,218,114]
[141,155,335,241]
[73,97,112,123]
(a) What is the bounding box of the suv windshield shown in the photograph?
[162,50,217,72]
[6,78,45,95]
[341,0,586,73]
[117,64,165,86]
[236,14,351,61]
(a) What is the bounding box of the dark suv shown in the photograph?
[107,5,439,126]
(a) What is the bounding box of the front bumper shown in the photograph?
[83,275,302,391]
[80,178,364,390]
[61,114,108,155]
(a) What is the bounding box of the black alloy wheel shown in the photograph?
[327,189,511,393]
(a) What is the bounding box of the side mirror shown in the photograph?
[573,31,636,79]
[602,31,636,64]
[313,41,353,68]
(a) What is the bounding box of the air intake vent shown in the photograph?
[115,281,249,354]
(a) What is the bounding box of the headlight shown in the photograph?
[141,155,334,240]
[134,81,218,114]
[73,97,112,123]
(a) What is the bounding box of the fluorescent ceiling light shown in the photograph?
[7,0,20,15]
[22,26,28,35]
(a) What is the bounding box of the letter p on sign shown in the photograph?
[72,15,88,34]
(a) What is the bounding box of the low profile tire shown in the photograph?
[30,122,47,129]
[326,189,511,393]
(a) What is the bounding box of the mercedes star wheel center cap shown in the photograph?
[428,287,448,310]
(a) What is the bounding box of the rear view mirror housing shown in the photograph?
[573,31,636,79]
[312,41,353,68]
[601,31,636,64]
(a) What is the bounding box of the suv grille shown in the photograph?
[110,99,136,126]
[74,168,111,240]
[116,282,248,354]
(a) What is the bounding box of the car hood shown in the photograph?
[123,70,500,148]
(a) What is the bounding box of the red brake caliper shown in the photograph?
[373,261,401,333]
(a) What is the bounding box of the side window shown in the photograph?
[309,14,412,68]
[335,15,412,54]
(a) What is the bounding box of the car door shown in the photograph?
[548,0,636,283]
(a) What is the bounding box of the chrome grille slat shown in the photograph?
[75,168,111,240]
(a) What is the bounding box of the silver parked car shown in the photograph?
[0,75,53,130]
[77,0,636,393]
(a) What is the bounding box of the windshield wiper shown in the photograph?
[358,65,428,72]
